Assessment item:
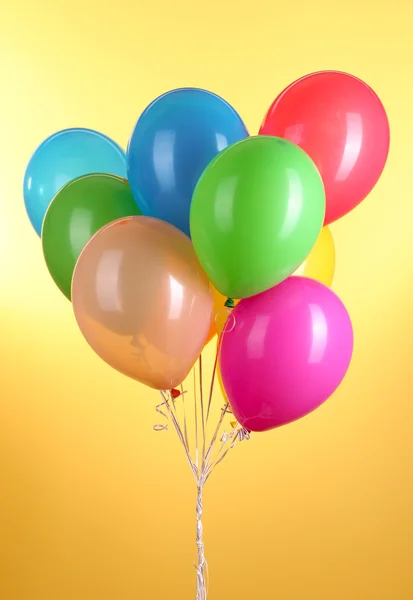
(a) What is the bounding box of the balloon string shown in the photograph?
[205,424,250,482]
[153,399,169,431]
[205,346,219,423]
[204,402,230,469]
[195,476,208,600]
[199,355,206,461]
[206,307,236,424]
[159,390,198,480]
[152,336,250,600]
[181,383,190,452]
[193,366,199,469]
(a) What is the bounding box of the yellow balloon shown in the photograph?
[216,338,226,398]
[293,226,335,287]
[213,226,334,393]
[205,286,239,346]
[216,339,238,427]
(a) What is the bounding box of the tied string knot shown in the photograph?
[236,427,251,442]
[224,297,235,309]
[220,421,251,446]
[153,388,187,432]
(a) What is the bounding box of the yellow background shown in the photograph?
[1,1,412,598]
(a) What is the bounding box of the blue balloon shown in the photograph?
[127,88,249,237]
[24,128,127,236]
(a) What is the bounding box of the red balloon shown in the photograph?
[259,71,390,225]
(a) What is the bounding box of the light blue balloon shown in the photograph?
[127,88,249,237]
[24,128,127,236]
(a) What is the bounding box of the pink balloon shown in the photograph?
[219,277,353,432]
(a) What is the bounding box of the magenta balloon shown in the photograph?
[219,277,353,432]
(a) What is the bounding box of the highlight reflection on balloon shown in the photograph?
[24,128,127,235]
[190,136,326,299]
[219,277,353,432]
[127,88,248,237]
[42,174,141,300]
[259,71,390,225]
[72,216,213,390]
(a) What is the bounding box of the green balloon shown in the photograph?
[190,136,326,299]
[42,173,141,299]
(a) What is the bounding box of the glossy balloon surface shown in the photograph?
[190,136,326,299]
[260,71,390,224]
[72,216,213,390]
[219,277,353,431]
[127,88,248,236]
[42,174,140,299]
[24,128,127,235]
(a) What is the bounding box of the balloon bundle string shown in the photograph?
[153,307,249,600]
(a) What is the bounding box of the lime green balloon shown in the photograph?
[42,173,141,299]
[190,136,326,299]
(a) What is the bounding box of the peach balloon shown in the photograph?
[72,216,213,390]
[293,226,335,287]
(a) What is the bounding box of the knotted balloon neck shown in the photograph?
[224,297,235,309]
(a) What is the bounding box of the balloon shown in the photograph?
[42,174,141,300]
[205,286,239,345]
[216,338,227,400]
[217,361,226,400]
[24,128,127,235]
[72,216,213,390]
[292,226,335,287]
[127,88,248,237]
[259,71,390,225]
[219,277,353,432]
[190,136,326,299]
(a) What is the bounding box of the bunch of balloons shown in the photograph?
[24,71,390,433]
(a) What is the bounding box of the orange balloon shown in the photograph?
[292,226,335,287]
[215,227,335,398]
[206,227,334,348]
[72,216,213,390]
[216,339,226,399]
[205,286,239,345]
[216,337,236,423]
